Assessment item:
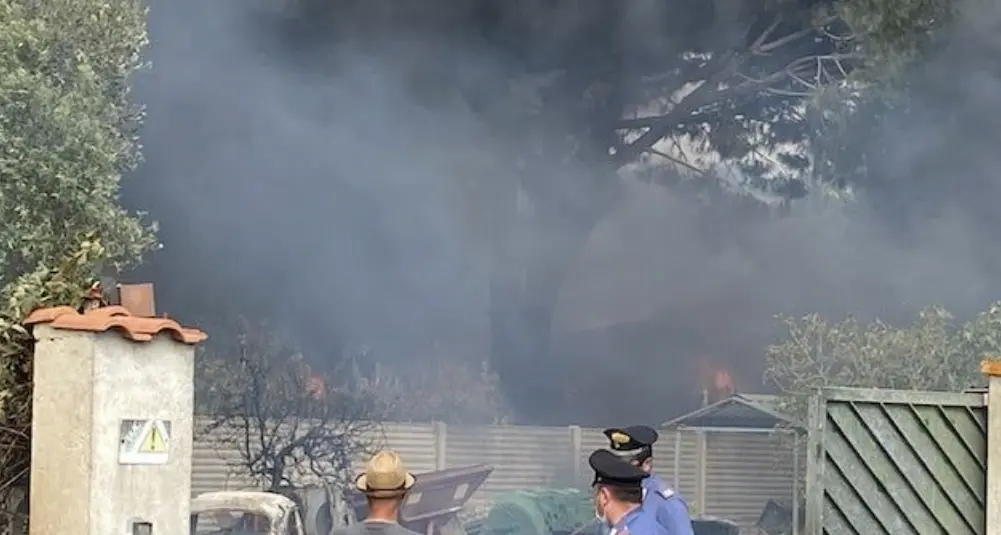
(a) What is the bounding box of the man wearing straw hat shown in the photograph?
[335,451,420,535]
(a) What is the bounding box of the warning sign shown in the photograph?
[118,419,172,465]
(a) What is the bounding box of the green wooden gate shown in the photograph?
[804,387,987,535]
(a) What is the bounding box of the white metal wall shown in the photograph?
[447,425,573,503]
[190,419,799,528]
[702,432,798,526]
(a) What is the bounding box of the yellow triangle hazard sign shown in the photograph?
[139,422,169,453]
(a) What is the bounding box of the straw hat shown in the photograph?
[354,451,416,497]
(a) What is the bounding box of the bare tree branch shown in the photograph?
[647,147,712,176]
[198,319,380,491]
[613,15,856,165]
[765,305,997,421]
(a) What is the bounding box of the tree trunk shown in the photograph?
[268,458,286,492]
[488,166,619,423]
[488,238,576,422]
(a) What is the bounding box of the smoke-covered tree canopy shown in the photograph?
[280,0,939,189]
[128,0,968,422]
[273,0,952,418]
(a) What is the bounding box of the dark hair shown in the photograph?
[607,486,643,504]
[630,452,652,464]
[365,492,407,506]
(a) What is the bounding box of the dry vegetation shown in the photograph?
[765,304,1001,419]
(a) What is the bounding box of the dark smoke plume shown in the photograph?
[126,0,1001,424]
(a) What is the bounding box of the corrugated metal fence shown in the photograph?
[705,433,800,527]
[805,387,988,535]
[192,419,797,528]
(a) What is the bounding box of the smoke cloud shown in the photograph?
[125,0,1001,424]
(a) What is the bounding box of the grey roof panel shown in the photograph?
[660,393,802,430]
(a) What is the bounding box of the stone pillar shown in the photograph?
[25,304,206,535]
[982,359,1001,535]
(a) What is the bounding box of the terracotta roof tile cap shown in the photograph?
[982,359,1001,377]
[24,305,206,345]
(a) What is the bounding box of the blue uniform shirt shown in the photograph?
[641,474,694,535]
[610,504,669,535]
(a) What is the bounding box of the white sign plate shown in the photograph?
[118,419,171,465]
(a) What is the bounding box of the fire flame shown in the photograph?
[713,368,735,397]
[696,357,736,403]
[305,373,326,400]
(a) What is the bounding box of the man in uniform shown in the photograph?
[603,426,694,535]
[588,449,668,535]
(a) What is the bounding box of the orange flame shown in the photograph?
[305,373,326,400]
[695,356,736,403]
[713,368,735,397]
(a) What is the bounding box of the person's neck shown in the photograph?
[366,500,401,523]
[606,502,640,526]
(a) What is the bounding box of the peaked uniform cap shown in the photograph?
[354,451,416,497]
[603,425,659,455]
[588,449,649,488]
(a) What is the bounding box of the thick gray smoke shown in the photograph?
[127,0,1001,424]
[133,0,494,357]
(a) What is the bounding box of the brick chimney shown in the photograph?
[117,283,157,317]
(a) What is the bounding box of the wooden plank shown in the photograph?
[808,393,988,535]
[805,393,827,535]
[820,387,985,408]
